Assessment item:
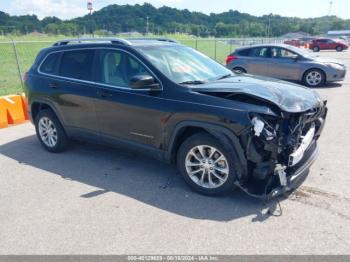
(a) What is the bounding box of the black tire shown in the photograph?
[34,109,69,153]
[232,67,247,74]
[302,69,325,87]
[336,46,343,52]
[177,132,238,196]
[313,46,320,52]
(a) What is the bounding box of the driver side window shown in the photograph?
[271,47,297,59]
[100,50,151,88]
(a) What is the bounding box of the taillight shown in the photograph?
[226,55,237,65]
[23,72,29,82]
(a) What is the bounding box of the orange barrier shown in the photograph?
[0,94,28,128]
[21,94,30,120]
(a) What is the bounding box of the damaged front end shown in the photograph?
[237,102,328,199]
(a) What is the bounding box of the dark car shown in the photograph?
[309,38,349,52]
[226,44,347,87]
[24,38,327,198]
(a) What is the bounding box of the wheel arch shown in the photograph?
[30,99,65,126]
[232,66,247,73]
[166,121,247,179]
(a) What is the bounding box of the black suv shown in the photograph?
[25,38,327,198]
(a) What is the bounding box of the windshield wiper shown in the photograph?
[216,74,234,80]
[179,80,206,85]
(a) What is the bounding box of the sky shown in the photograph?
[1,0,350,20]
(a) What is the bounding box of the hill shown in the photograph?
[1,3,350,37]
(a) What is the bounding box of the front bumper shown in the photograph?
[326,67,347,82]
[268,140,318,198]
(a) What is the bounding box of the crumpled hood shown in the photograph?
[191,75,323,113]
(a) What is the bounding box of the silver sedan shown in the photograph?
[226,44,347,87]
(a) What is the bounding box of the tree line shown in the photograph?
[1,3,350,37]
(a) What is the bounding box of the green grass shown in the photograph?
[0,34,238,96]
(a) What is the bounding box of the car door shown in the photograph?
[268,47,301,80]
[326,39,337,49]
[244,46,270,76]
[93,48,166,149]
[38,49,99,137]
[318,39,328,49]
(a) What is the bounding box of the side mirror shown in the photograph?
[129,75,161,90]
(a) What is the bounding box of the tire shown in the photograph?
[302,69,325,87]
[313,46,320,52]
[34,109,69,153]
[177,132,238,196]
[336,46,343,52]
[232,67,246,74]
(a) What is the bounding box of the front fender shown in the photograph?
[165,120,247,179]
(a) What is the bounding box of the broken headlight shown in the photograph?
[251,115,278,141]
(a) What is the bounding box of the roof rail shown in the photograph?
[127,38,178,43]
[52,38,132,46]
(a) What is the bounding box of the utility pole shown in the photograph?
[327,1,333,16]
[146,16,149,35]
[267,14,272,38]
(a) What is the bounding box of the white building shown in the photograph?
[327,30,350,37]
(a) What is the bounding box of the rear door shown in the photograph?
[38,49,99,136]
[268,47,301,80]
[244,47,270,76]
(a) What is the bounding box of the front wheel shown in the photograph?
[313,46,320,52]
[177,133,237,196]
[336,46,343,52]
[35,109,69,152]
[302,69,325,87]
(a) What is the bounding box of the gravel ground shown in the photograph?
[0,50,350,255]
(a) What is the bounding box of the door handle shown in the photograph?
[49,82,59,88]
[97,91,113,98]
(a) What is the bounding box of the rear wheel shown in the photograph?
[232,67,246,74]
[35,109,69,152]
[302,69,325,87]
[313,46,320,52]
[177,132,237,196]
[336,46,343,52]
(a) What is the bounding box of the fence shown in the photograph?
[0,37,284,96]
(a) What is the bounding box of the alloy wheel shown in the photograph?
[306,71,322,86]
[38,117,58,147]
[185,145,229,189]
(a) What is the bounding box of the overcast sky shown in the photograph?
[0,0,349,20]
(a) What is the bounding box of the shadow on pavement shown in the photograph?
[0,135,285,222]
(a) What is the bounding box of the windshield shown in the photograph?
[136,45,233,84]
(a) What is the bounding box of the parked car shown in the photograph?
[284,39,303,47]
[226,44,346,87]
[24,38,327,198]
[309,38,349,52]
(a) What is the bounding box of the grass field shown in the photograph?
[0,34,237,96]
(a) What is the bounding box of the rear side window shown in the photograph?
[40,52,60,74]
[236,49,250,56]
[59,50,95,81]
[248,47,268,58]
